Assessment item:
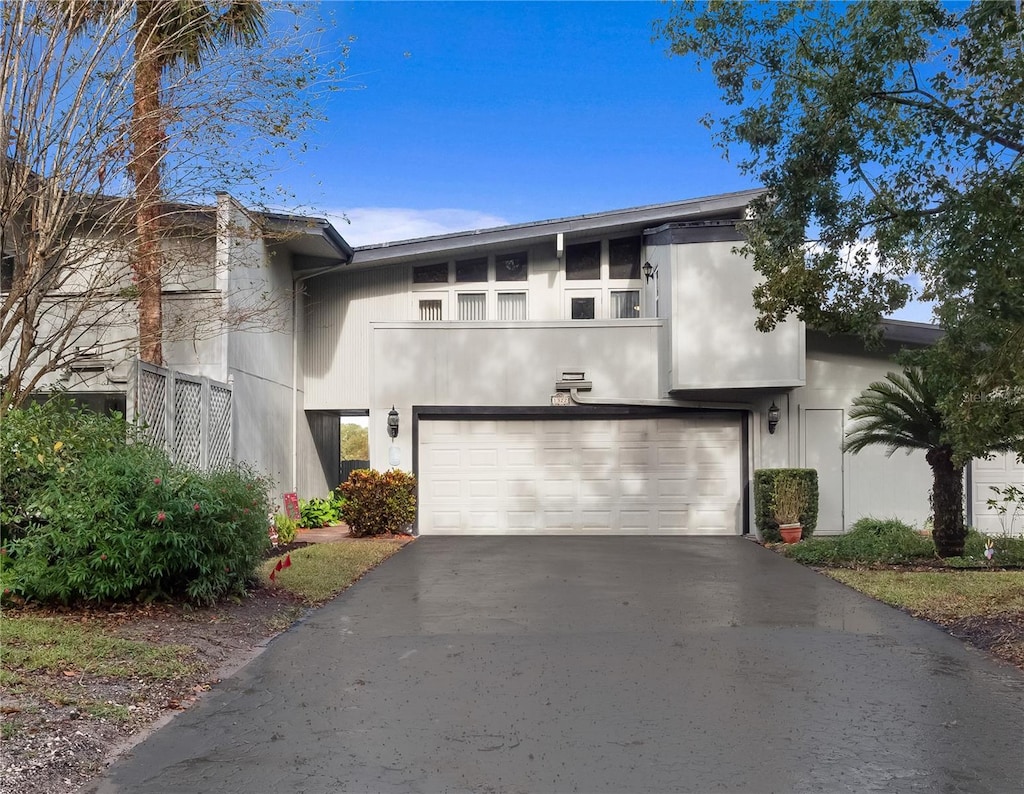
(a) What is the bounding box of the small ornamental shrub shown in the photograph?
[298,495,343,528]
[754,468,819,542]
[782,517,933,565]
[273,512,299,544]
[338,469,416,537]
[0,399,272,605]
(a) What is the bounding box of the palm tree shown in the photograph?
[843,368,969,557]
[129,0,266,364]
[61,0,266,365]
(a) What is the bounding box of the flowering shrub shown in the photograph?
[0,399,272,605]
[338,469,416,537]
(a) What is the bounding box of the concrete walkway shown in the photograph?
[88,538,1024,793]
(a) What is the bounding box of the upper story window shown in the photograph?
[419,298,443,321]
[610,290,640,319]
[413,251,530,321]
[609,237,641,280]
[457,292,486,320]
[413,262,449,283]
[496,252,527,281]
[563,236,644,320]
[497,292,527,320]
[566,241,601,280]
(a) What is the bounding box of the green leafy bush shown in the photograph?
[338,469,416,537]
[298,495,343,528]
[754,468,819,542]
[1,398,133,543]
[273,512,299,544]
[782,517,934,565]
[0,399,272,605]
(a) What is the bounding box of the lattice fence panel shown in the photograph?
[133,360,233,471]
[137,366,167,448]
[173,378,203,470]
[208,385,232,469]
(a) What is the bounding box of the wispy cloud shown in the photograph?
[326,207,511,248]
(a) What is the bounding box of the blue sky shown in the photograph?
[286,1,931,322]
[295,1,753,244]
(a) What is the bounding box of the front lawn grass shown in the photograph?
[825,569,1024,620]
[1,614,198,686]
[261,538,408,604]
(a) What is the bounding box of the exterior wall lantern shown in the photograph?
[767,401,781,435]
[642,261,658,282]
[387,406,399,439]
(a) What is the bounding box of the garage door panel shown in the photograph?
[431,479,462,499]
[467,480,498,498]
[506,447,536,467]
[419,416,741,535]
[507,511,538,529]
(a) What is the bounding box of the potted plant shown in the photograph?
[772,475,808,543]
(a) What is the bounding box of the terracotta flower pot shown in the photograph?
[778,523,802,544]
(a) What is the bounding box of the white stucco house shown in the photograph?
[295,188,1022,537]
[7,188,1020,535]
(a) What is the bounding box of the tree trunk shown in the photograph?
[130,1,164,365]
[926,446,966,557]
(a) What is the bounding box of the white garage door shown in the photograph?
[418,416,742,535]
[972,452,1024,537]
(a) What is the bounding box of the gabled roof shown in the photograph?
[350,188,766,267]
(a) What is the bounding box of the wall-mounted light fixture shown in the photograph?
[767,401,781,435]
[642,261,658,283]
[387,406,399,439]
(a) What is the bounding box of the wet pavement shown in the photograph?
[87,537,1024,793]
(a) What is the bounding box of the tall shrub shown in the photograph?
[754,468,819,542]
[338,469,416,537]
[0,399,272,604]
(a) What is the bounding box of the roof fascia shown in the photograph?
[351,188,767,267]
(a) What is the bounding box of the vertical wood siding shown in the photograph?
[303,264,407,409]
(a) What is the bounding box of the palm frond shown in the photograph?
[844,369,947,456]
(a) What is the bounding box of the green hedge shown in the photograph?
[0,398,271,605]
[754,468,819,542]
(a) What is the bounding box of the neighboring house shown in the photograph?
[298,189,1023,536]
[1,193,352,493]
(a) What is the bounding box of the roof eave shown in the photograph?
[350,188,766,267]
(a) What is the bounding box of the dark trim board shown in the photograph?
[411,405,750,536]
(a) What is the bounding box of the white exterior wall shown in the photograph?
[303,264,408,409]
[368,320,663,472]
[668,240,804,391]
[755,338,934,534]
[214,195,320,499]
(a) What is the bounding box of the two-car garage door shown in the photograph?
[417,415,743,535]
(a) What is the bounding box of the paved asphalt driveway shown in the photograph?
[88,538,1024,793]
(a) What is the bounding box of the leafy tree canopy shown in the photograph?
[658,0,1023,461]
[341,423,369,461]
